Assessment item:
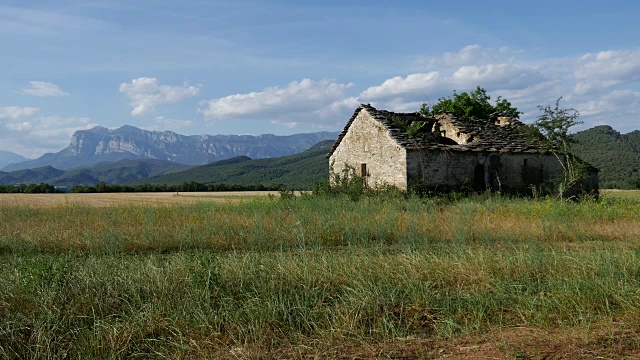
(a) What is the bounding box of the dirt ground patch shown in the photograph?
[224,324,640,359]
[0,191,280,207]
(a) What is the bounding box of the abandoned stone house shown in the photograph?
[327,104,598,193]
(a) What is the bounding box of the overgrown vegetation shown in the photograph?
[419,86,521,119]
[1,191,640,357]
[419,89,594,198]
[523,97,593,199]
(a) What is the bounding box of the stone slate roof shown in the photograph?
[435,112,544,153]
[327,104,546,157]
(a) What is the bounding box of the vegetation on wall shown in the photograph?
[524,97,593,198]
[418,88,593,196]
[419,86,521,119]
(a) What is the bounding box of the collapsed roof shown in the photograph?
[327,104,546,157]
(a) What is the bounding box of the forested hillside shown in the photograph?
[130,140,334,190]
[571,126,640,189]
[0,159,190,187]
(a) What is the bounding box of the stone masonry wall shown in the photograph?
[407,150,565,192]
[330,110,408,189]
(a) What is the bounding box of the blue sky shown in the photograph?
[2,0,640,157]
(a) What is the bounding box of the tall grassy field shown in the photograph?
[1,194,640,357]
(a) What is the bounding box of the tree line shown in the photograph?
[69,181,282,193]
[0,183,59,193]
[0,182,284,194]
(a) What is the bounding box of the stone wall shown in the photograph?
[407,150,565,193]
[329,111,408,189]
[434,117,474,144]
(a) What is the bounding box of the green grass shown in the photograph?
[1,194,640,357]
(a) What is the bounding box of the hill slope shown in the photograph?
[3,126,339,171]
[571,126,640,188]
[0,159,190,187]
[0,166,64,185]
[0,150,29,169]
[130,140,334,189]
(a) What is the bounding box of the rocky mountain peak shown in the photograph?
[4,125,339,171]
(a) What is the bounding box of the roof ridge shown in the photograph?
[327,106,549,158]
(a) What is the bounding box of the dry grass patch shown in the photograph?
[601,189,640,200]
[0,191,278,208]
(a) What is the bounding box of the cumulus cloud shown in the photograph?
[20,81,69,97]
[193,45,640,134]
[292,47,640,133]
[1,115,96,158]
[312,97,360,120]
[573,49,640,95]
[359,72,442,102]
[359,64,546,107]
[0,106,40,120]
[119,77,200,117]
[199,78,355,128]
[358,45,640,133]
[572,90,640,132]
[453,64,544,88]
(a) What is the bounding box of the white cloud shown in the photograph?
[114,44,640,135]
[452,64,544,89]
[573,49,640,95]
[312,97,360,120]
[0,106,40,119]
[359,64,546,107]
[20,81,69,97]
[572,90,640,131]
[193,48,553,130]
[199,78,355,128]
[119,77,200,117]
[359,72,442,102]
[189,45,640,134]
[490,79,569,123]
[1,115,97,158]
[357,45,640,134]
[5,121,32,132]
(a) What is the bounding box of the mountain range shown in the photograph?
[0,150,29,170]
[128,140,335,190]
[0,159,191,187]
[0,141,334,190]
[2,124,640,190]
[2,125,339,172]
